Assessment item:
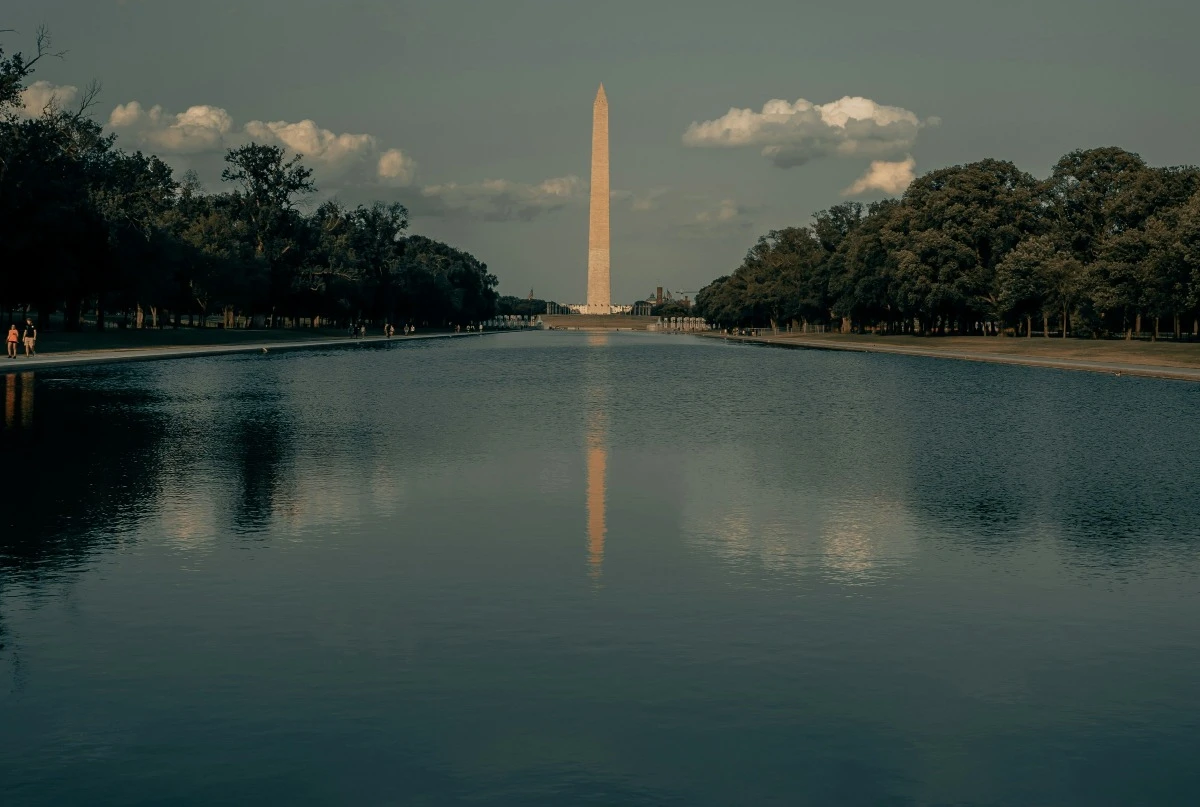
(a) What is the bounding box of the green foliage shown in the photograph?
[0,28,498,329]
[699,151,1200,339]
[495,296,546,317]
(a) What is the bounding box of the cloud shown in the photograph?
[843,156,917,196]
[244,118,374,170]
[683,95,934,168]
[18,81,79,116]
[416,175,584,221]
[108,99,415,184]
[377,148,416,185]
[611,186,670,212]
[109,102,232,153]
[677,198,756,238]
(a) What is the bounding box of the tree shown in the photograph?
[220,143,316,321]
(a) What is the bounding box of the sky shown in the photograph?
[8,0,1200,303]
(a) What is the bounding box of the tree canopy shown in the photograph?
[0,29,498,330]
[695,152,1200,339]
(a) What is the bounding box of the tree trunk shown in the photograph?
[1042,313,1049,338]
[1153,317,1159,342]
[1025,314,1032,337]
[135,304,144,329]
[1174,314,1180,340]
[1135,313,1141,338]
[1062,305,1068,338]
[150,306,158,329]
[65,297,82,332]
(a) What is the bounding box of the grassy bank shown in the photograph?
[30,327,388,355]
[705,331,1200,379]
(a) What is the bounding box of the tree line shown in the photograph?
[695,150,1200,339]
[0,29,498,331]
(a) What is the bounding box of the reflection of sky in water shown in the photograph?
[684,462,916,587]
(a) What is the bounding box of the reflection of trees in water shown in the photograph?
[894,368,1200,568]
[682,353,1200,579]
[230,402,294,534]
[0,371,169,577]
[0,370,170,689]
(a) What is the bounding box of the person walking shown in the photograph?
[22,318,36,357]
[6,324,17,358]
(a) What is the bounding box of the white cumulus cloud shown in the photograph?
[107,99,415,185]
[244,118,375,170]
[683,95,934,168]
[18,80,79,116]
[377,148,416,185]
[843,156,917,196]
[109,101,233,153]
[418,175,584,221]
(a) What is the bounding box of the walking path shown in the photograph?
[3,331,487,371]
[705,333,1200,383]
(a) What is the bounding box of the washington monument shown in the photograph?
[586,84,611,314]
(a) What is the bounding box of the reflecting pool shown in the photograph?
[2,332,1199,805]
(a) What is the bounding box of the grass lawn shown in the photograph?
[742,332,1200,370]
[542,315,658,329]
[31,327,361,355]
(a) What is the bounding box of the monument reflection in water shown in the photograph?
[584,332,609,582]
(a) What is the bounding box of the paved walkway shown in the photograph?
[709,334,1200,383]
[1,332,486,371]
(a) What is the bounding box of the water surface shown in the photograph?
[2,332,1198,806]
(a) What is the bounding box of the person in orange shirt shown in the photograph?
[6,324,17,359]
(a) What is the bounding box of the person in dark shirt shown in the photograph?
[22,319,36,357]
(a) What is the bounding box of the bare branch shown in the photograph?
[25,25,68,72]
[70,78,101,120]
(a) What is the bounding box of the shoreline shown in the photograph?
[2,331,492,371]
[701,332,1200,383]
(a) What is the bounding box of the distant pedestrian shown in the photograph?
[6,324,17,358]
[22,318,36,357]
